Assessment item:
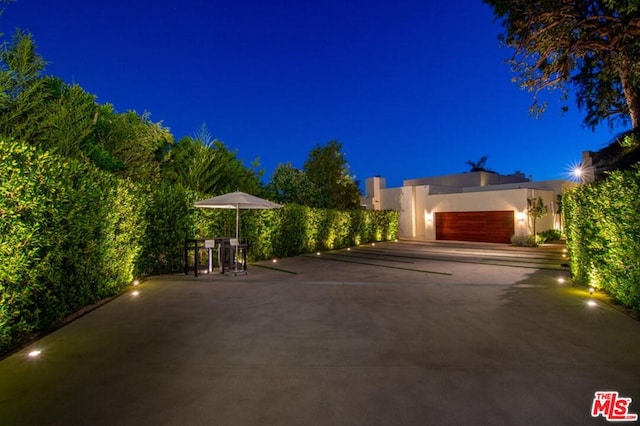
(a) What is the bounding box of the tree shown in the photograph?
[91,108,173,182]
[303,140,361,210]
[465,155,493,172]
[527,196,548,238]
[483,0,640,129]
[267,162,319,205]
[162,124,263,195]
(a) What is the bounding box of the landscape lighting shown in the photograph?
[133,279,140,286]
[132,290,140,297]
[587,300,597,307]
[589,286,595,295]
[272,259,277,263]
[28,350,41,358]
[557,277,565,284]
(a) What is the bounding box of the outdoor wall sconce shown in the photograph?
[425,211,433,223]
[517,212,526,222]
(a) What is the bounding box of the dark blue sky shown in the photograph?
[2,0,624,188]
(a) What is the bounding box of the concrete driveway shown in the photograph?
[1,241,639,425]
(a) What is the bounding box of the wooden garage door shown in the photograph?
[435,211,514,244]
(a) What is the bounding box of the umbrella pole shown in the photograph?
[234,204,240,273]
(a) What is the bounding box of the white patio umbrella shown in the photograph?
[194,191,282,274]
[194,191,283,241]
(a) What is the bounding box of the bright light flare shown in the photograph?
[27,350,42,358]
[316,252,321,256]
[572,166,583,178]
[587,300,597,307]
[557,277,565,284]
[133,279,140,286]
[132,290,140,297]
[565,160,593,183]
[272,259,277,263]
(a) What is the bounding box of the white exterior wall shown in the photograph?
[364,176,566,241]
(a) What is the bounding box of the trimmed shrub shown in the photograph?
[537,229,563,243]
[564,167,640,311]
[511,234,537,247]
[0,139,145,352]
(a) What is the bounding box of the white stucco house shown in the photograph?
[362,170,576,244]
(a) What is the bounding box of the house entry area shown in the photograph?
[435,210,514,244]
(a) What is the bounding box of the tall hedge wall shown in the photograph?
[564,166,640,311]
[0,138,398,354]
[0,140,145,353]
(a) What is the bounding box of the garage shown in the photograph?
[435,211,514,243]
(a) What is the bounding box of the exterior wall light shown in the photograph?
[425,211,433,223]
[517,212,526,222]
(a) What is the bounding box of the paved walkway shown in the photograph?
[1,241,639,425]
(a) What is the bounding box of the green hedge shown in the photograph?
[0,140,144,353]
[220,205,399,261]
[1,138,399,354]
[564,166,640,311]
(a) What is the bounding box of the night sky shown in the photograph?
[1,0,625,188]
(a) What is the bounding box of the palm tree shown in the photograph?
[465,155,491,172]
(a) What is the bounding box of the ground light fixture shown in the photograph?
[272,259,277,263]
[590,286,595,295]
[132,290,140,297]
[316,252,321,256]
[587,300,598,307]
[27,349,42,358]
[133,279,140,286]
[557,277,565,284]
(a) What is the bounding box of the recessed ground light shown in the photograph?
[557,277,565,284]
[132,290,140,297]
[28,350,41,358]
[372,243,376,246]
[587,300,597,307]
[316,252,320,256]
[347,248,351,251]
[272,259,277,263]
